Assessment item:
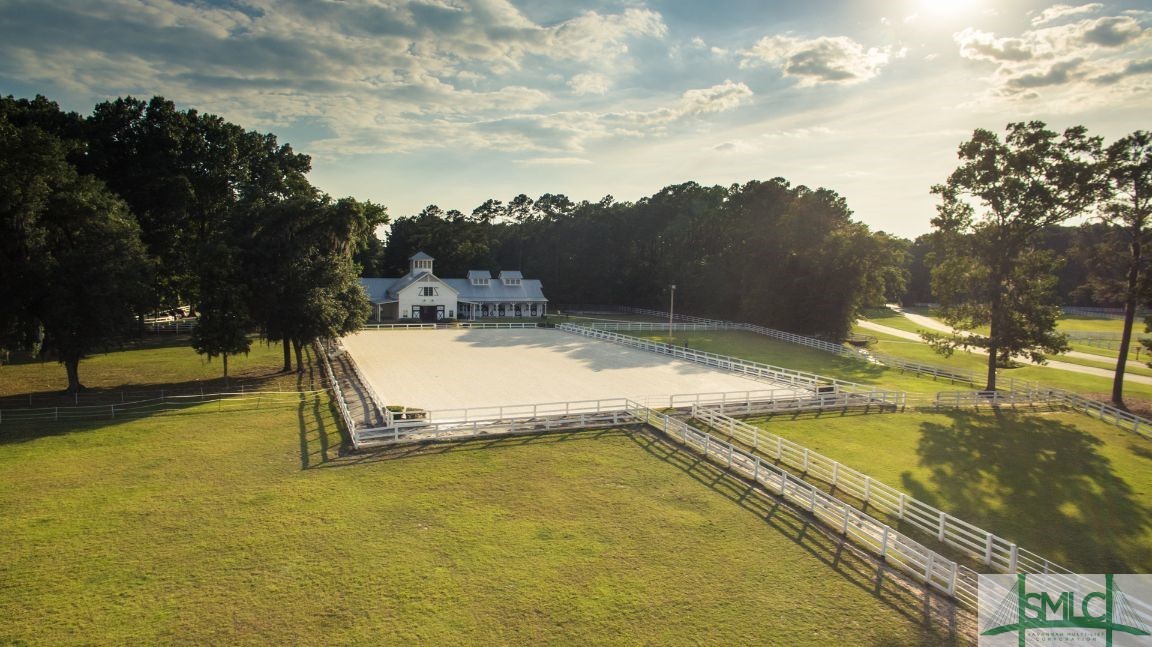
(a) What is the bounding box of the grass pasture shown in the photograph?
[0,405,963,645]
[740,409,1152,574]
[627,329,976,395]
[0,337,314,408]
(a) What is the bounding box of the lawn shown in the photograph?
[855,326,1152,408]
[0,337,313,407]
[625,330,978,396]
[0,407,963,645]
[738,410,1152,574]
[1057,315,1131,334]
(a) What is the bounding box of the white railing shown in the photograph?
[455,322,540,329]
[328,339,391,428]
[0,390,323,425]
[933,390,1060,410]
[572,305,985,386]
[628,403,972,606]
[1000,379,1152,439]
[315,341,361,449]
[577,322,735,332]
[688,407,1152,626]
[363,323,438,330]
[699,390,904,415]
[356,408,638,446]
[557,323,906,402]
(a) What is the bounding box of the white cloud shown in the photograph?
[953,9,1152,105]
[1031,3,1102,26]
[568,72,610,95]
[0,0,678,156]
[740,34,894,86]
[954,28,1037,62]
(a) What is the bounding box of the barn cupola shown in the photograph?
[409,251,435,276]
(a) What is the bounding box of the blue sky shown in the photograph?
[1,0,1150,237]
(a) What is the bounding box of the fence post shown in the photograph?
[984,533,995,566]
[925,551,936,584]
[880,526,890,559]
[1008,544,1019,573]
[863,475,872,503]
[937,514,947,542]
[831,462,839,491]
[898,493,906,521]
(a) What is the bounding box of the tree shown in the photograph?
[190,245,252,383]
[1097,131,1152,408]
[0,111,151,392]
[243,195,380,372]
[925,122,1105,391]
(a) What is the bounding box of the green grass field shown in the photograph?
[0,336,307,406]
[852,326,1152,409]
[740,410,1152,574]
[627,330,976,395]
[0,406,962,645]
[1056,315,1130,334]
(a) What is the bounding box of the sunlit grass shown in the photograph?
[627,330,975,395]
[0,407,960,645]
[745,410,1152,574]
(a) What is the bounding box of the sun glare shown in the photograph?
[919,0,979,16]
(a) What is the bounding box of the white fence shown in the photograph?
[316,341,361,448]
[557,323,906,402]
[685,406,1152,627]
[572,305,986,386]
[362,323,438,330]
[629,403,972,605]
[455,322,540,329]
[0,390,322,425]
[999,380,1152,439]
[574,306,1152,438]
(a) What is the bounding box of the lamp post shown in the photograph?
[669,284,676,344]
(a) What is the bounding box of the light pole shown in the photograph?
[668,284,676,344]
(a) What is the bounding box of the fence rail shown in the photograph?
[0,390,323,425]
[565,305,1152,438]
[558,323,906,403]
[685,406,1152,628]
[630,403,974,605]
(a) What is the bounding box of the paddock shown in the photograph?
[340,328,807,411]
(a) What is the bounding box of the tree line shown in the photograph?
[0,95,386,391]
[372,121,1149,409]
[372,181,908,340]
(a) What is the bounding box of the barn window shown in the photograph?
[419,287,438,296]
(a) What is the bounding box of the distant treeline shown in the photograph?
[370,181,908,339]
[904,223,1137,308]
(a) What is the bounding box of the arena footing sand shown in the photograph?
[341,328,808,411]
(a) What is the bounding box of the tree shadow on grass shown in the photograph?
[298,390,345,469]
[0,346,326,446]
[901,410,1152,573]
[624,430,969,646]
[329,426,970,645]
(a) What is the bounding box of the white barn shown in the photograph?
[361,251,549,322]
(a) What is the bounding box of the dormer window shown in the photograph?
[503,278,521,286]
[472,277,489,286]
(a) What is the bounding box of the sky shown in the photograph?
[1,0,1150,238]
